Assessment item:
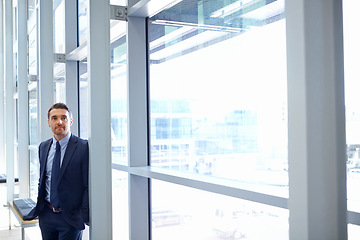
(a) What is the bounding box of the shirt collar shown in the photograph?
[52,132,71,147]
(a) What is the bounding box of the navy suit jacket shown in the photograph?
[28,134,89,230]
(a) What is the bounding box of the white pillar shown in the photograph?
[0,0,5,173]
[286,0,348,239]
[38,0,53,141]
[87,0,112,238]
[127,15,149,240]
[17,0,30,198]
[4,0,14,203]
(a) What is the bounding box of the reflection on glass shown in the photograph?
[54,0,65,53]
[148,0,288,193]
[79,61,88,139]
[78,0,87,46]
[152,180,288,240]
[111,37,128,165]
[112,170,129,239]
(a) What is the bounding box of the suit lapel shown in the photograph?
[59,134,78,181]
[41,139,53,175]
[39,139,52,190]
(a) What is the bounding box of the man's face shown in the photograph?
[48,108,73,140]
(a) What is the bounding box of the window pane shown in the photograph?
[110,0,126,5]
[344,0,360,211]
[112,170,129,239]
[343,0,360,235]
[78,0,87,46]
[349,224,360,240]
[79,61,88,139]
[28,0,37,76]
[29,86,38,145]
[30,148,39,199]
[148,0,288,195]
[111,33,128,165]
[29,84,38,199]
[54,63,66,103]
[152,180,289,240]
[54,0,65,53]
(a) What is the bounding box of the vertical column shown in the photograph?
[87,0,112,239]
[4,0,14,203]
[17,0,29,198]
[0,0,5,172]
[38,0,53,141]
[286,0,347,239]
[64,0,79,136]
[127,15,149,240]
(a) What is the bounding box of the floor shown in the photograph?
[0,183,90,240]
[0,184,42,240]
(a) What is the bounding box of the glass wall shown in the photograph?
[148,0,287,199]
[148,1,288,238]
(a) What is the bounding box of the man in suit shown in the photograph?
[27,102,89,240]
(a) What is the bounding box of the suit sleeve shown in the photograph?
[81,141,90,225]
[37,142,44,193]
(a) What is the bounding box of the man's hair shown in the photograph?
[48,102,73,119]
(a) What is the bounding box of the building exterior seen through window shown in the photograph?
[148,0,288,239]
[148,0,288,191]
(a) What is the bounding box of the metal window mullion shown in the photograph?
[87,0,112,239]
[127,16,150,240]
[17,0,29,198]
[286,0,347,239]
[38,0,53,141]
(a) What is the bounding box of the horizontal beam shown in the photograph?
[113,164,288,209]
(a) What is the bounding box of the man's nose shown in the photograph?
[57,119,63,124]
